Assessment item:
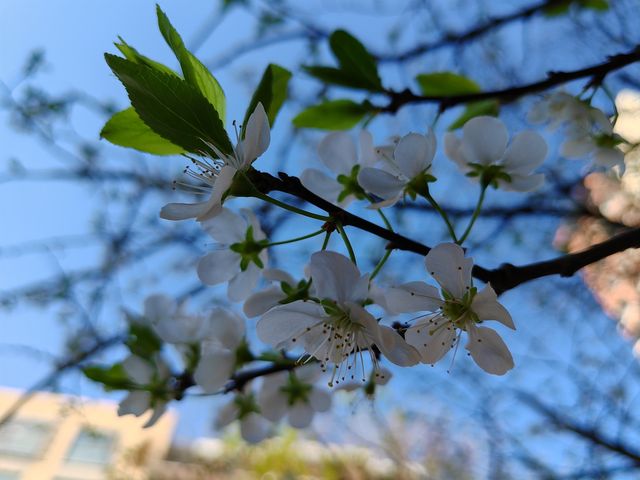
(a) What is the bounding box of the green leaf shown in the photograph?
[303,66,374,90]
[416,72,481,97]
[448,100,500,130]
[105,54,233,156]
[293,100,373,130]
[329,30,382,91]
[83,364,131,391]
[114,37,179,77]
[126,322,163,358]
[581,0,609,10]
[242,63,292,133]
[100,107,184,155]
[156,5,226,122]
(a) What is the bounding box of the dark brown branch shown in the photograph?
[380,44,640,114]
[376,0,567,62]
[248,169,640,295]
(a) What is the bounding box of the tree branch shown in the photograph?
[380,44,640,114]
[376,0,567,62]
[248,169,640,294]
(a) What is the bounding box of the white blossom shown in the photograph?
[301,131,377,206]
[160,103,270,222]
[358,130,437,207]
[118,354,170,428]
[445,116,547,192]
[143,294,209,344]
[256,251,420,386]
[243,268,312,318]
[257,365,331,429]
[197,207,268,302]
[386,243,515,375]
[529,92,623,168]
[215,391,271,444]
[193,309,248,393]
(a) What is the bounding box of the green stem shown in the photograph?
[321,230,332,250]
[457,186,487,245]
[422,188,458,242]
[376,208,394,232]
[336,224,357,265]
[370,248,392,281]
[264,228,326,247]
[253,190,330,222]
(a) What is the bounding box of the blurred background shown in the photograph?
[2,0,640,478]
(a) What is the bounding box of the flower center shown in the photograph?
[229,225,268,271]
[279,373,313,406]
[336,165,367,202]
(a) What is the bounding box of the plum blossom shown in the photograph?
[193,309,250,393]
[529,92,624,168]
[215,390,271,444]
[243,268,312,318]
[301,131,377,206]
[257,365,331,428]
[445,116,547,192]
[358,131,437,207]
[118,354,171,428]
[143,294,209,344]
[385,243,515,375]
[257,251,420,386]
[160,103,270,222]
[197,208,268,302]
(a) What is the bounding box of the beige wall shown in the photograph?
[0,388,176,480]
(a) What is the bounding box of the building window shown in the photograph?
[0,419,52,459]
[65,428,115,465]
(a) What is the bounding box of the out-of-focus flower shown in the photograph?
[445,116,546,191]
[215,391,271,444]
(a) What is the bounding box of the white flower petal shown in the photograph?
[143,402,167,428]
[377,325,420,366]
[204,308,245,350]
[243,286,285,317]
[357,167,405,200]
[462,116,508,165]
[308,388,332,412]
[197,249,240,285]
[118,391,151,417]
[385,282,443,314]
[241,102,270,166]
[394,132,435,179]
[594,147,624,167]
[214,400,239,429]
[160,201,211,221]
[122,355,154,385]
[444,133,470,171]
[200,207,247,244]
[561,138,594,158]
[465,325,514,375]
[257,301,325,349]
[504,173,545,192]
[425,243,474,298]
[471,285,515,329]
[359,130,377,167]
[196,165,237,222]
[406,319,456,365]
[262,268,296,285]
[241,413,271,444]
[143,294,176,323]
[310,251,361,303]
[318,132,358,174]
[257,389,287,422]
[155,313,208,344]
[228,263,261,302]
[288,402,315,429]
[502,130,547,174]
[193,350,235,393]
[300,168,342,204]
